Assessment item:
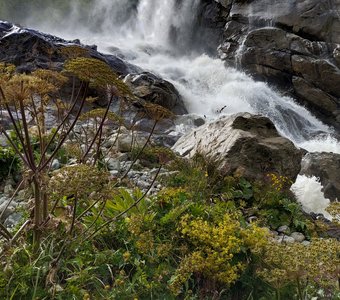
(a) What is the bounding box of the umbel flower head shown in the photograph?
[63,57,132,97]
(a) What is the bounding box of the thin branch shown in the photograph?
[10,220,31,244]
[81,199,107,237]
[86,165,161,240]
[0,179,25,220]
[69,197,78,236]
[38,81,84,167]
[119,119,158,182]
[38,83,89,171]
[81,93,114,162]
[0,222,12,240]
[75,197,104,221]
[0,88,33,169]
[18,83,36,171]
[0,128,31,168]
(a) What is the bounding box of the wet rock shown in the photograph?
[216,0,340,129]
[124,72,187,115]
[173,113,302,185]
[300,152,340,201]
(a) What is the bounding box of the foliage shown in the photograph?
[257,238,340,299]
[0,146,19,180]
[169,212,268,296]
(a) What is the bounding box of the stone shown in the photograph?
[300,152,340,201]
[124,72,187,115]
[173,113,302,185]
[301,240,311,246]
[105,158,121,171]
[4,212,22,227]
[51,159,61,170]
[0,198,17,221]
[274,235,295,244]
[290,232,305,243]
[109,170,119,177]
[277,225,290,234]
[4,184,14,196]
[117,132,148,153]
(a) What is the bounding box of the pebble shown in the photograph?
[277,225,290,234]
[51,159,61,170]
[290,232,305,242]
[105,158,120,171]
[109,170,119,177]
[276,235,295,244]
[4,184,14,196]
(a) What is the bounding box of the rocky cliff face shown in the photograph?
[214,0,340,130]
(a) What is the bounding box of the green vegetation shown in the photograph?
[0,59,339,300]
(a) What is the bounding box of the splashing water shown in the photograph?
[2,0,340,213]
[291,175,332,219]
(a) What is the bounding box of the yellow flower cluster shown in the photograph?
[267,173,293,191]
[326,202,340,224]
[169,213,268,295]
[257,238,340,290]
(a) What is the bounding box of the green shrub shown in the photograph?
[0,146,19,180]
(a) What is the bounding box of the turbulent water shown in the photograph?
[3,0,340,212]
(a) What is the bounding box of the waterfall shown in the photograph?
[2,0,339,214]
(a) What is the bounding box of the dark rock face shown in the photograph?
[0,21,186,115]
[124,72,187,115]
[300,152,340,201]
[173,113,302,184]
[0,21,135,75]
[215,0,340,130]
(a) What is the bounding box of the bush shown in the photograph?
[0,146,19,181]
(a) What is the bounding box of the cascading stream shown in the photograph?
[2,0,339,213]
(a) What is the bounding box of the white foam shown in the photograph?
[291,175,332,220]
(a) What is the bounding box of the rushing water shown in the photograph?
[2,0,339,211]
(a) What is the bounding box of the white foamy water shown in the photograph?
[291,175,332,220]
[4,0,340,214]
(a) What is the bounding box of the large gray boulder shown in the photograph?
[173,113,302,184]
[216,0,340,130]
[300,152,340,201]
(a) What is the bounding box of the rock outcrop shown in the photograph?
[173,113,302,184]
[300,152,340,201]
[215,0,340,130]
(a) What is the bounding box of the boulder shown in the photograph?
[0,20,136,75]
[173,113,302,184]
[124,72,187,115]
[300,152,340,201]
